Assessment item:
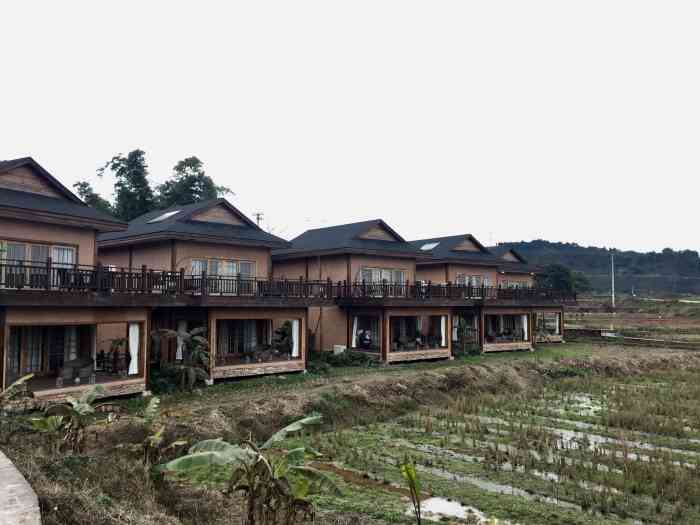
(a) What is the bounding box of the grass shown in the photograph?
[2,342,700,524]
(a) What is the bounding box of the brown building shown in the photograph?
[97,199,309,381]
[273,220,454,363]
[1,158,571,402]
[0,158,149,401]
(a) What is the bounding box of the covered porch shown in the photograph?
[1,307,149,401]
[384,307,452,363]
[209,308,306,379]
[535,308,564,343]
[483,308,533,352]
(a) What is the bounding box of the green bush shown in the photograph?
[307,350,377,374]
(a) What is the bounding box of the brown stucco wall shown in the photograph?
[0,218,96,266]
[415,264,447,283]
[272,258,309,280]
[97,246,131,269]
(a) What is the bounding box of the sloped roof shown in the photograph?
[0,157,84,204]
[0,157,125,230]
[98,198,288,248]
[272,219,423,259]
[409,234,500,266]
[487,245,527,263]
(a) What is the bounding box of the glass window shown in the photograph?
[191,259,207,276]
[239,261,255,278]
[208,259,219,276]
[6,242,26,262]
[31,245,50,263]
[52,246,75,267]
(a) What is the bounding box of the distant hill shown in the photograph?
[500,240,700,295]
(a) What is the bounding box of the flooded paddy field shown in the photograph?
[292,366,700,524]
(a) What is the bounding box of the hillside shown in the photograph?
[501,240,700,295]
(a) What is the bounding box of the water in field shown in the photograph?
[303,367,700,524]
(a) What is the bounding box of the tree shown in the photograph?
[156,157,230,209]
[73,181,114,216]
[160,415,339,525]
[536,264,591,293]
[98,150,155,221]
[151,327,210,391]
[43,385,106,453]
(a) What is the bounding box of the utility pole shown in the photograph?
[611,253,616,309]
[252,212,264,227]
[611,253,616,331]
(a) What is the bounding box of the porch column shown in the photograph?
[208,311,216,384]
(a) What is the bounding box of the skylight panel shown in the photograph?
[148,210,181,223]
[421,242,440,251]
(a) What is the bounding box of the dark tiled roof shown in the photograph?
[98,198,288,248]
[409,234,499,266]
[272,219,423,258]
[0,187,125,226]
[0,157,84,204]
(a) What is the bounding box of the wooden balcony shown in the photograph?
[0,259,576,308]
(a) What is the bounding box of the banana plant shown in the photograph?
[159,414,339,525]
[0,373,34,404]
[44,385,106,453]
[31,415,65,455]
[151,327,210,390]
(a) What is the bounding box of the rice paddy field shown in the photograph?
[289,365,700,524]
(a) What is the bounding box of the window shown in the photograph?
[148,210,181,223]
[6,242,26,262]
[30,245,49,263]
[191,259,207,276]
[0,241,74,266]
[420,242,440,251]
[360,267,406,284]
[51,246,76,268]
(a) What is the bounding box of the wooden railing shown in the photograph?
[0,259,576,303]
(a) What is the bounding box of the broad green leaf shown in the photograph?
[159,451,236,474]
[290,466,342,496]
[189,439,256,465]
[261,414,322,449]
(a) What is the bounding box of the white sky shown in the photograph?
[1,2,698,252]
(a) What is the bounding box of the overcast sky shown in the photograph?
[1,2,698,252]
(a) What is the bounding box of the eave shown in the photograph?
[0,206,127,232]
[97,231,287,250]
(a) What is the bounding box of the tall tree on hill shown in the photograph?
[73,181,114,216]
[536,264,591,293]
[98,150,155,221]
[155,156,230,209]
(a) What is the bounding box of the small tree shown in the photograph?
[151,327,210,390]
[160,415,339,525]
[43,385,106,453]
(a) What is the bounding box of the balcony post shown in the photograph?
[299,276,304,297]
[96,262,105,293]
[17,260,24,289]
[201,269,208,296]
[45,257,52,290]
[140,265,148,293]
[179,268,185,295]
[447,280,452,298]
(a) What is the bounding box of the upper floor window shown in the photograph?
[360,267,406,284]
[1,240,75,267]
[191,258,256,278]
[456,274,491,287]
